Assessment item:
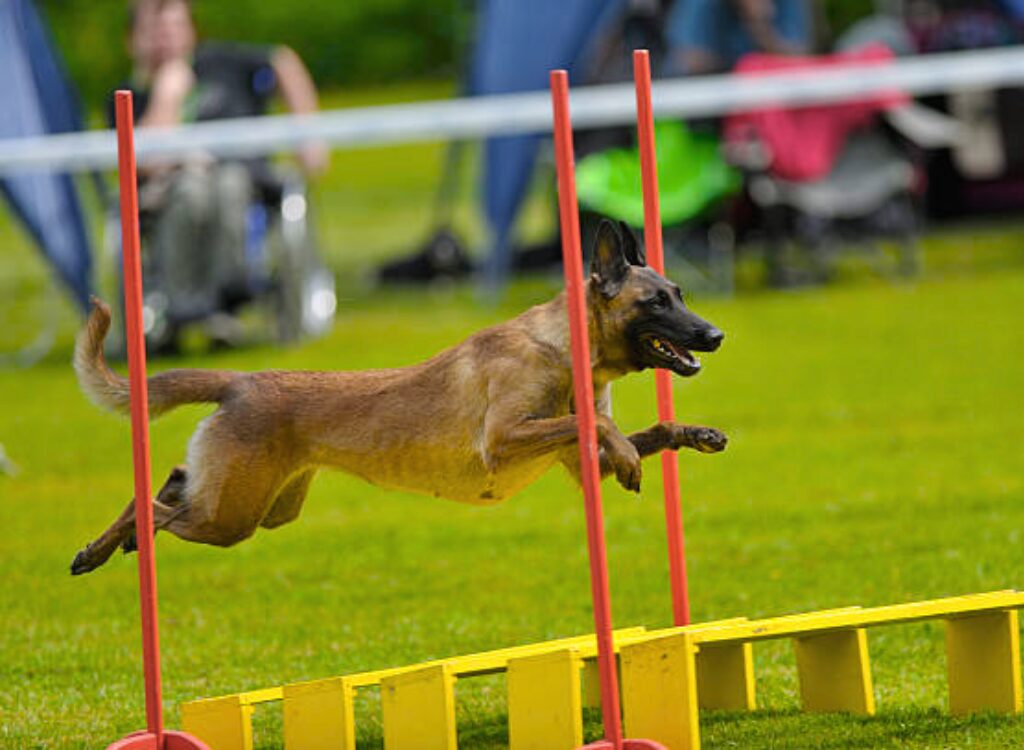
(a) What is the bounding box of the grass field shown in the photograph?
[4,247,1024,748]
[4,85,1024,749]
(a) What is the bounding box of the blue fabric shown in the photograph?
[666,0,810,72]
[1002,0,1024,21]
[0,0,93,313]
[471,0,625,284]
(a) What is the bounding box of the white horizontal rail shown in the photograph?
[3,46,1024,175]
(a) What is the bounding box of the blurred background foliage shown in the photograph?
[41,0,874,118]
[39,0,472,117]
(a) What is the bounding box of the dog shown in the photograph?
[70,221,726,575]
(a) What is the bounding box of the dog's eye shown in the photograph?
[647,291,670,310]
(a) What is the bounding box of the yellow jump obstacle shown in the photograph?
[182,589,1024,750]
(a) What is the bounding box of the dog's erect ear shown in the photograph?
[590,220,630,298]
[618,220,646,267]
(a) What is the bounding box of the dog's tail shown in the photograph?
[74,297,239,417]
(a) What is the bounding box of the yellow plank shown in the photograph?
[346,627,646,687]
[793,628,875,715]
[237,687,285,705]
[946,610,1022,716]
[181,695,254,750]
[695,591,1024,646]
[697,642,756,711]
[283,677,355,750]
[381,663,457,750]
[577,618,748,700]
[621,632,700,750]
[507,649,583,750]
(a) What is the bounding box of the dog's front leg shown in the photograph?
[563,423,725,490]
[628,421,728,456]
[486,414,641,492]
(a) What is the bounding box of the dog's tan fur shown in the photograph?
[71,231,725,574]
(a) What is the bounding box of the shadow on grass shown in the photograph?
[294,707,1021,750]
[344,706,609,749]
[702,706,1022,749]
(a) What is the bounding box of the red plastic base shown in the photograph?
[107,730,210,750]
[579,740,669,749]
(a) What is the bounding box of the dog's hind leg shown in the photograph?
[70,498,137,575]
[121,465,189,553]
[70,463,223,574]
[69,493,188,576]
[260,469,316,530]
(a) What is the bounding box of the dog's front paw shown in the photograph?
[610,442,642,493]
[686,426,728,454]
[70,545,98,576]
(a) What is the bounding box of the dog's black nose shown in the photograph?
[704,327,724,351]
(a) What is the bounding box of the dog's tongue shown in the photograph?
[666,341,699,367]
[664,339,684,358]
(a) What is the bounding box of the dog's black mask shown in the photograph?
[591,220,724,377]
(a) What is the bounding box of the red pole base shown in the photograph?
[579,740,669,750]
[107,730,211,750]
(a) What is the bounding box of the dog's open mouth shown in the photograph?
[646,335,701,376]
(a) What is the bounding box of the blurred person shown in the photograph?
[111,0,327,351]
[665,0,812,76]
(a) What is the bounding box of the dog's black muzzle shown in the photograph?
[690,324,724,352]
[630,313,724,377]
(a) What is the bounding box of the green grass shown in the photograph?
[4,255,1024,748]
[4,83,1024,748]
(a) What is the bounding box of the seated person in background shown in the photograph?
[111,0,327,350]
[665,0,812,76]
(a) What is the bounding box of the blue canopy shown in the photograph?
[470,0,625,283]
[0,0,94,313]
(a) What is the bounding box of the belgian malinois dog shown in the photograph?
[70,221,726,575]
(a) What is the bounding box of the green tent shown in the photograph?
[576,120,740,228]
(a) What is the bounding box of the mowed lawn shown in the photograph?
[3,82,1024,749]
[2,251,1024,748]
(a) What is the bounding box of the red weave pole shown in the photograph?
[115,90,164,742]
[109,92,210,750]
[550,70,624,749]
[633,50,692,626]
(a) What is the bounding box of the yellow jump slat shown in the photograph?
[283,676,356,750]
[621,631,701,750]
[507,648,583,750]
[793,628,875,715]
[382,663,457,750]
[946,609,1022,716]
[696,642,756,711]
[181,694,255,750]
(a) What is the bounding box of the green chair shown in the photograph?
[576,120,740,229]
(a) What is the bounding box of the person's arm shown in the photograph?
[137,58,194,128]
[271,45,329,175]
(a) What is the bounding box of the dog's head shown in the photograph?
[589,220,723,377]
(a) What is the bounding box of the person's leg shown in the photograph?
[210,163,252,303]
[153,163,220,319]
